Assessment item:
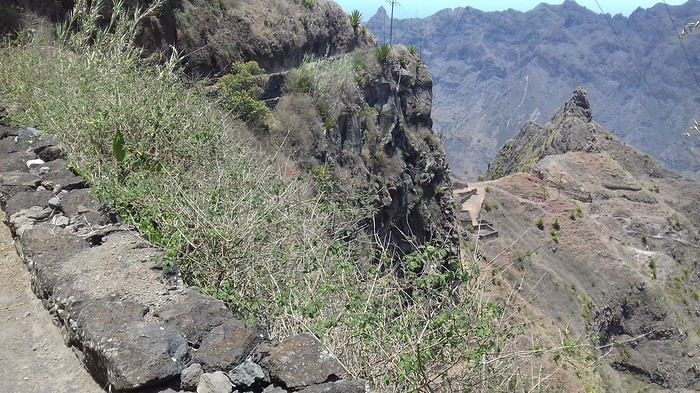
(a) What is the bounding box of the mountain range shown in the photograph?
[367,0,700,180]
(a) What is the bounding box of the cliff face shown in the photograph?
[367,1,700,180]
[10,0,372,74]
[476,89,700,391]
[274,47,459,258]
[356,48,457,257]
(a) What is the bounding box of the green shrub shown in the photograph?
[550,229,560,243]
[648,258,657,279]
[376,44,391,63]
[303,0,315,9]
[536,218,545,230]
[218,61,270,130]
[552,218,561,231]
[349,10,362,30]
[408,45,418,56]
[219,61,268,99]
[286,55,358,122]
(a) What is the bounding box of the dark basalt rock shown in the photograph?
[5,189,52,216]
[297,380,367,393]
[193,320,263,372]
[255,334,344,389]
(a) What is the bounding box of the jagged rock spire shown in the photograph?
[557,87,592,122]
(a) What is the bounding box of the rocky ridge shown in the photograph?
[7,0,372,75]
[367,1,700,180]
[474,89,700,391]
[0,123,366,392]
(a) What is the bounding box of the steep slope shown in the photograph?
[474,89,700,391]
[9,0,372,74]
[367,1,700,180]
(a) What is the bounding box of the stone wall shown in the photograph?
[0,123,366,392]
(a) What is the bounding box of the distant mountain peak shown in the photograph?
[486,88,600,179]
[375,6,388,18]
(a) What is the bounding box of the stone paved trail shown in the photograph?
[0,214,104,393]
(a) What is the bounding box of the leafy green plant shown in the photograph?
[218,61,270,130]
[349,10,362,30]
[552,218,561,231]
[550,229,560,243]
[408,45,418,56]
[376,44,391,63]
[536,218,545,230]
[303,0,315,9]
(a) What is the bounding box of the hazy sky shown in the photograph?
[335,0,689,20]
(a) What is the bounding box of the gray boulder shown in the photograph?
[194,320,263,372]
[5,189,52,216]
[262,386,287,393]
[197,371,232,393]
[228,360,268,388]
[255,334,344,389]
[180,363,203,391]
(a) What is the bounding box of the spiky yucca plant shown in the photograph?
[349,10,362,31]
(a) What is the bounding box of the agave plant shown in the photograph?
[349,10,362,31]
[376,44,391,64]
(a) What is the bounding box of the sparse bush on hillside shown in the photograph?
[536,217,545,230]
[552,218,561,231]
[269,93,324,164]
[218,61,270,130]
[286,54,359,123]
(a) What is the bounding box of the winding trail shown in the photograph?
[0,212,103,393]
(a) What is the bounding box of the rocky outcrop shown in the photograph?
[486,88,600,179]
[472,91,700,391]
[289,47,458,259]
[0,124,366,392]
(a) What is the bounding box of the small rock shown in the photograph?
[181,363,203,391]
[37,186,47,191]
[38,166,50,176]
[53,184,63,194]
[26,158,45,169]
[51,215,70,228]
[48,196,62,210]
[262,386,287,393]
[228,361,268,388]
[197,371,233,393]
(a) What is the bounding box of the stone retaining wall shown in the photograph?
[0,124,366,393]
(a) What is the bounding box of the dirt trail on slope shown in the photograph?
[0,216,104,393]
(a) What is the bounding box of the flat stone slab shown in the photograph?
[5,189,53,217]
